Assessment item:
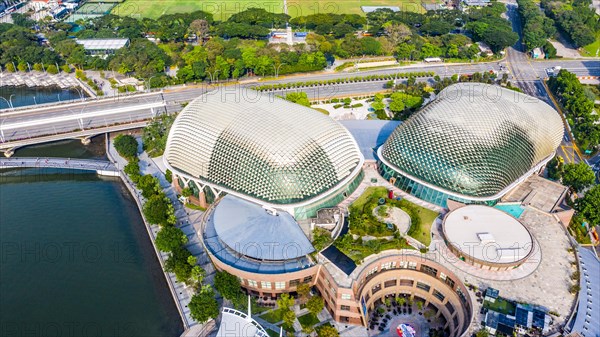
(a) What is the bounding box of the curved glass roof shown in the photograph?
[165,89,362,205]
[381,84,564,198]
[211,195,314,261]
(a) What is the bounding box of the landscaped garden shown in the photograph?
[261,308,284,324]
[298,312,320,328]
[483,297,516,316]
[333,187,438,262]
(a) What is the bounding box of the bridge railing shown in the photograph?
[0,90,166,113]
[0,158,117,171]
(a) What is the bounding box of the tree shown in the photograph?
[11,13,34,28]
[277,293,295,310]
[481,25,518,52]
[189,285,219,323]
[317,325,339,337]
[384,23,412,45]
[371,102,385,111]
[282,309,296,328]
[562,162,595,192]
[137,174,161,198]
[576,185,600,225]
[189,19,209,39]
[46,64,59,74]
[190,266,206,288]
[155,226,188,252]
[475,328,489,337]
[124,160,140,181]
[165,246,194,283]
[113,134,138,160]
[181,187,193,197]
[142,114,175,156]
[296,283,311,304]
[285,92,310,107]
[214,270,242,301]
[546,156,564,180]
[143,194,175,225]
[306,295,324,316]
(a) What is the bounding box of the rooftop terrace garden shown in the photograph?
[333,187,439,263]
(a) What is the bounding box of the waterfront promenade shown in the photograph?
[0,156,117,174]
[106,134,216,337]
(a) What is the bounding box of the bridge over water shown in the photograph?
[0,157,119,176]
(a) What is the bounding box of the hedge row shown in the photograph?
[253,71,435,91]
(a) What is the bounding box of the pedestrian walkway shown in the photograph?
[107,133,215,334]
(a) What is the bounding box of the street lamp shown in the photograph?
[145,75,157,93]
[354,54,366,72]
[0,97,13,110]
[273,63,286,78]
[70,86,84,101]
[208,70,220,84]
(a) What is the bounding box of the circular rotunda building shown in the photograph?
[164,88,364,219]
[442,205,534,270]
[378,83,564,207]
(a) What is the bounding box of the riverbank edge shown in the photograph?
[104,133,190,331]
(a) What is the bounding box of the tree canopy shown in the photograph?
[562,162,596,192]
[214,270,242,301]
[189,285,219,323]
[542,0,599,48]
[155,226,188,252]
[576,184,600,225]
[113,135,138,160]
[306,295,325,316]
[518,0,556,51]
[548,70,599,149]
[143,194,176,226]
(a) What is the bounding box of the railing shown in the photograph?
[0,157,117,172]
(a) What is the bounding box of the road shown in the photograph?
[503,2,586,164]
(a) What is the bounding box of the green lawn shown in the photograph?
[352,186,388,210]
[261,309,284,324]
[266,329,280,337]
[112,0,435,19]
[298,313,320,328]
[184,203,206,211]
[347,186,438,245]
[581,32,600,57]
[410,205,438,246]
[316,323,335,335]
[484,298,516,316]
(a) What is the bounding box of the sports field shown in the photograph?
[111,0,433,20]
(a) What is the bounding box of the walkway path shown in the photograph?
[107,133,216,336]
[0,156,117,172]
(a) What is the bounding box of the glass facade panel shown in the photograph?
[379,162,496,207]
[378,84,563,206]
[294,170,364,219]
[165,89,364,206]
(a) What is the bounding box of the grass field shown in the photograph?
[581,33,600,57]
[483,298,516,316]
[260,309,284,324]
[112,0,433,20]
[297,313,320,328]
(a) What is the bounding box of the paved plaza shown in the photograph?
[429,207,576,333]
[368,304,442,337]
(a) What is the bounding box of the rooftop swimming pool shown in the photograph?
[494,203,525,219]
